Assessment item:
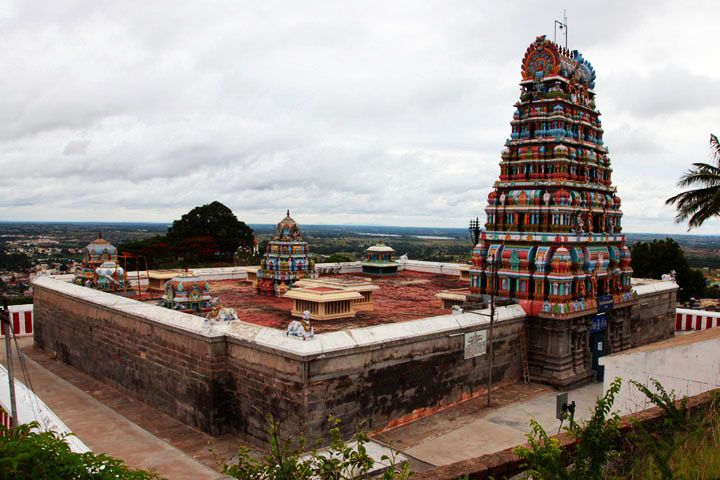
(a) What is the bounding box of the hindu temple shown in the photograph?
[161,270,214,314]
[361,242,399,276]
[256,210,315,296]
[73,233,127,291]
[469,35,637,387]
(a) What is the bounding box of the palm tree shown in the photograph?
[666,134,720,229]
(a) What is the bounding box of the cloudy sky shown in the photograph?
[1,0,719,233]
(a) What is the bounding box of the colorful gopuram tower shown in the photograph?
[73,233,127,291]
[469,36,637,387]
[256,211,315,296]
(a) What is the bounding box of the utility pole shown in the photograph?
[2,297,18,427]
[486,254,496,407]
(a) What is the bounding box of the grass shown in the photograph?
[619,392,720,480]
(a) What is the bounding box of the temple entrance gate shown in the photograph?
[589,313,608,381]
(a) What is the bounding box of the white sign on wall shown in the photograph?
[464,330,487,359]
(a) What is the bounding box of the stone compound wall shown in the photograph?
[32,276,525,444]
[527,280,678,389]
[32,280,230,435]
[32,273,677,443]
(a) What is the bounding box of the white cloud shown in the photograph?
[2,0,720,234]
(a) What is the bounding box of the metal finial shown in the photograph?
[554,9,568,49]
[286,209,290,217]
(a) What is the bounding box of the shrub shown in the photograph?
[0,421,161,479]
[219,416,413,480]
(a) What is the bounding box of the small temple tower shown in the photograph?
[74,233,126,291]
[256,210,314,296]
[469,35,637,387]
[162,271,214,314]
[361,242,399,276]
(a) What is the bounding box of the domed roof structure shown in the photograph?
[162,270,214,314]
[362,242,398,276]
[83,233,117,266]
[74,233,125,290]
[366,243,395,253]
[274,210,303,242]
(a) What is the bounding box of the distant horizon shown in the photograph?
[2,2,719,235]
[0,219,717,237]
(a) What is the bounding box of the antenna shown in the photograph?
[469,217,482,246]
[554,9,568,49]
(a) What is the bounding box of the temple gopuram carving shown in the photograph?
[256,210,315,296]
[469,36,639,387]
[470,35,634,314]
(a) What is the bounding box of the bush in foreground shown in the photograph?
[219,416,413,480]
[0,421,160,479]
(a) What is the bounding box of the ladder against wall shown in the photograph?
[518,323,530,384]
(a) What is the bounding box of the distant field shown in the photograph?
[2,222,719,267]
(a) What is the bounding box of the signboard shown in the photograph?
[556,392,568,420]
[597,294,614,312]
[591,313,608,333]
[464,330,487,359]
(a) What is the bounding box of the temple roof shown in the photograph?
[367,243,395,253]
[521,35,596,89]
[273,210,304,242]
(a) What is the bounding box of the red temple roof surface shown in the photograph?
[160,271,461,333]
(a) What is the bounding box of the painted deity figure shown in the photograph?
[573,211,584,234]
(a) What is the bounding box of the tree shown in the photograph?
[0,249,31,272]
[666,134,720,229]
[324,254,354,263]
[117,236,175,270]
[166,201,254,258]
[631,238,705,301]
[1,421,161,479]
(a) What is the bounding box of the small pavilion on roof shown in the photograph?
[361,242,399,276]
[295,276,380,312]
[161,270,214,314]
[284,286,362,321]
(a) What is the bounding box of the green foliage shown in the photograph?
[0,421,161,479]
[621,381,720,480]
[324,254,355,263]
[219,416,412,480]
[119,201,255,268]
[0,249,31,272]
[514,377,623,480]
[515,378,720,480]
[513,419,567,480]
[666,133,720,229]
[167,201,254,256]
[631,238,706,301]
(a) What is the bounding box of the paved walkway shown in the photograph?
[376,381,603,466]
[1,338,239,480]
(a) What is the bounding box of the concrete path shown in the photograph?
[1,338,223,480]
[378,382,603,467]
